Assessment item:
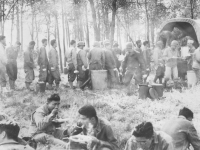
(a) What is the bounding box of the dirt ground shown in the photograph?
[1,63,200,150]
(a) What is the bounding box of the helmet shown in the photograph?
[77,41,85,47]
[126,42,133,49]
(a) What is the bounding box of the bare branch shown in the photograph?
[4,0,18,21]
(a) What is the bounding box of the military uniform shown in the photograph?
[0,42,7,88]
[77,48,88,84]
[38,46,49,82]
[48,47,61,86]
[112,47,121,70]
[66,47,77,83]
[24,47,35,84]
[83,118,119,150]
[122,51,146,86]
[142,46,151,70]
[6,46,19,89]
[29,104,67,147]
[0,140,34,150]
[88,47,105,70]
[104,48,116,88]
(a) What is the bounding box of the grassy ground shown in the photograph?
[1,62,200,150]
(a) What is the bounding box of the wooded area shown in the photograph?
[0,0,200,72]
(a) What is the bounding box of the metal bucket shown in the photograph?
[91,70,107,90]
[151,84,164,97]
[38,82,46,93]
[138,84,149,99]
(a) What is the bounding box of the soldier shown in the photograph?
[24,41,35,91]
[0,119,34,150]
[48,39,61,90]
[163,40,180,83]
[29,94,69,148]
[38,39,49,86]
[78,105,120,150]
[76,41,88,88]
[142,41,151,70]
[136,40,142,53]
[163,107,200,150]
[6,41,21,90]
[122,42,146,94]
[104,41,117,88]
[65,40,78,89]
[112,42,121,71]
[0,36,8,94]
[125,122,174,150]
[88,41,105,70]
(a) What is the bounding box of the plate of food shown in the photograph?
[67,135,92,144]
[52,118,69,124]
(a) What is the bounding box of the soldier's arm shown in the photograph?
[80,50,88,68]
[121,54,128,74]
[138,53,146,74]
[24,51,34,69]
[33,112,55,131]
[87,50,91,60]
[110,51,116,68]
[0,47,7,64]
[48,50,54,68]
[37,48,42,66]
[72,50,78,70]
[98,125,119,150]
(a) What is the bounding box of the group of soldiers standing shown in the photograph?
[0,36,153,95]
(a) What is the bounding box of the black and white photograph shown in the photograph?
[0,0,200,150]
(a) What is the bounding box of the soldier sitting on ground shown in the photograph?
[162,107,200,150]
[125,121,174,150]
[75,104,120,150]
[0,119,34,150]
[29,94,69,148]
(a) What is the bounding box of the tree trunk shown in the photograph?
[85,3,90,47]
[110,0,117,47]
[88,0,100,41]
[20,0,23,51]
[150,20,155,46]
[16,2,20,42]
[61,0,66,67]
[11,2,15,45]
[31,5,34,41]
[65,15,70,49]
[145,0,150,42]
[35,15,39,48]
[55,14,63,73]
